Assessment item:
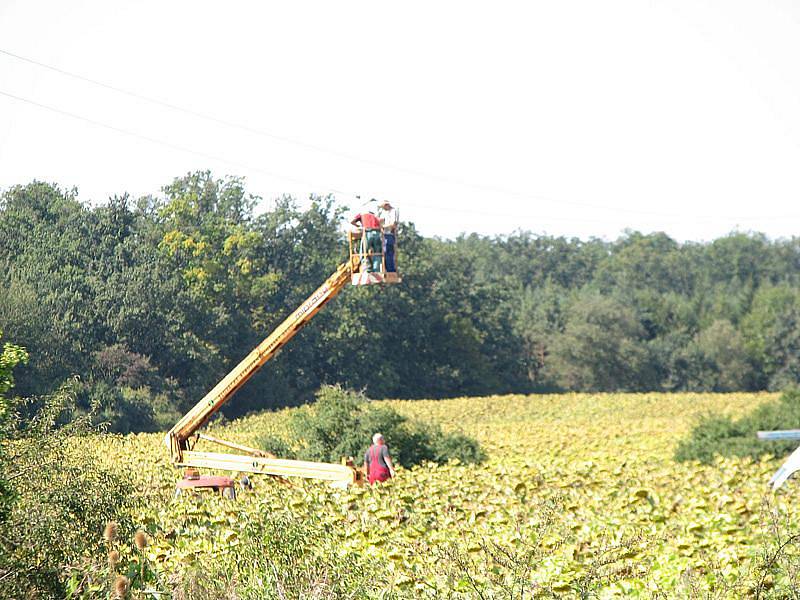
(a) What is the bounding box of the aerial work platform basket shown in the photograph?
[348,229,402,286]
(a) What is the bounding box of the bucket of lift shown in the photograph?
[348,230,402,286]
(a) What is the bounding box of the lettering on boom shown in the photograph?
[293,285,330,322]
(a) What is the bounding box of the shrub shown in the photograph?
[258,385,485,467]
[0,334,28,524]
[0,384,135,598]
[432,430,486,464]
[74,344,184,433]
[258,434,298,459]
[675,389,800,463]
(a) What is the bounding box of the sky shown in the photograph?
[0,1,799,241]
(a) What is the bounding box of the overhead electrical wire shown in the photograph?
[0,88,355,196]
[0,47,684,219]
[0,90,611,224]
[1,87,791,228]
[1,87,636,227]
[2,50,794,227]
[0,49,368,166]
[0,80,634,228]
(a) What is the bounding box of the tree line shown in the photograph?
[2,171,800,431]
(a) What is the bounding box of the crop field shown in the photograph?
[85,392,800,597]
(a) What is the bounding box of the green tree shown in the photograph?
[0,332,28,523]
[0,183,94,396]
[512,281,567,386]
[7,173,800,425]
[545,290,655,391]
[741,285,800,389]
[682,319,754,391]
[595,231,690,295]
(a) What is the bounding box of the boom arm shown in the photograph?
[165,258,355,463]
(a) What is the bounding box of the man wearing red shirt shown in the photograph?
[363,433,396,484]
[351,210,383,272]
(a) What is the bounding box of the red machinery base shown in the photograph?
[175,474,236,499]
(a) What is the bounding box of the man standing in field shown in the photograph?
[364,433,396,484]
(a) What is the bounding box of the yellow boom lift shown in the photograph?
[165,224,400,497]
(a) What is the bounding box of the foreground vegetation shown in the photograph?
[1,336,135,597]
[10,390,800,597]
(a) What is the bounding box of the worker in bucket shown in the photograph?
[363,433,396,484]
[351,209,382,272]
[377,200,397,272]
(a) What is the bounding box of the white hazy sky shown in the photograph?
[1,1,799,240]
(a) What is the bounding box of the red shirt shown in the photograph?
[355,212,381,229]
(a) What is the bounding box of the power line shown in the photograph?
[0,46,684,219]
[1,48,492,195]
[2,85,792,229]
[0,88,356,197]
[0,88,630,228]
[1,88,793,229]
[0,87,659,228]
[404,200,800,226]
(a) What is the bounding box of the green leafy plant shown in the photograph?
[675,389,800,463]
[258,385,485,467]
[0,381,135,599]
[0,332,28,524]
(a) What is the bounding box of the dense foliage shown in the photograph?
[71,510,375,600]
[675,389,800,463]
[0,365,134,598]
[259,385,485,466]
[4,172,800,430]
[0,331,27,524]
[173,513,374,600]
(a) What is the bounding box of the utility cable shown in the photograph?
[1,86,790,228]
[0,88,357,196]
[0,88,641,226]
[0,89,790,228]
[0,47,684,219]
